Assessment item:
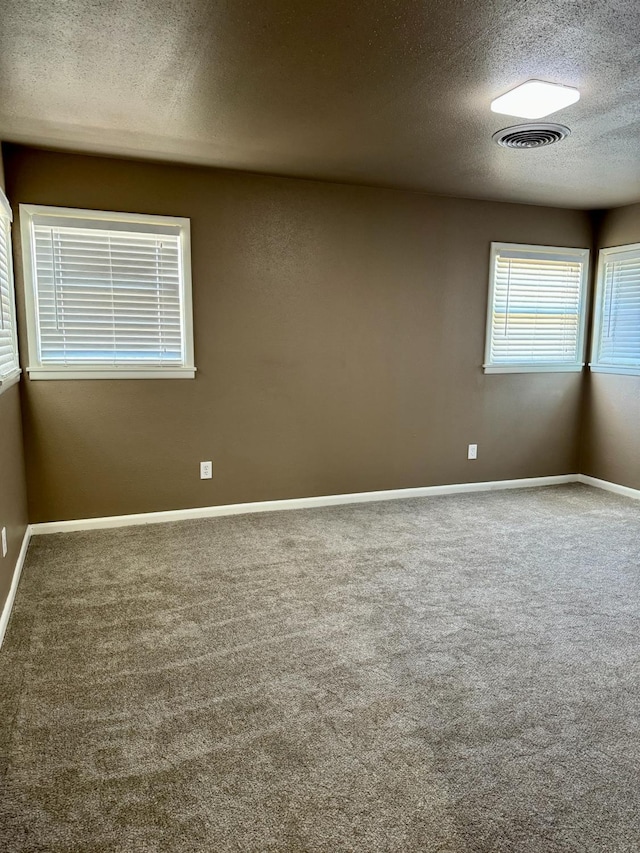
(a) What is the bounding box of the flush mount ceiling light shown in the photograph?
[491,80,580,119]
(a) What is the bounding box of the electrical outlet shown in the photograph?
[1,527,7,558]
[200,461,213,480]
[468,444,478,460]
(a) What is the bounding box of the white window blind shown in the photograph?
[591,245,640,375]
[0,191,19,385]
[20,206,194,380]
[484,243,589,373]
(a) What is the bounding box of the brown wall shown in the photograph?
[5,145,592,523]
[581,204,640,489]
[0,147,29,615]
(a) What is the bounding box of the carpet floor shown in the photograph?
[1,484,639,852]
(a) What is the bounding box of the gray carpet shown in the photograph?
[1,484,639,852]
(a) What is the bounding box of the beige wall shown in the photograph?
[5,145,592,523]
[581,204,640,489]
[0,146,29,615]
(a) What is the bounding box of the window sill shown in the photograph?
[0,369,22,396]
[483,364,584,374]
[26,367,196,380]
[589,364,640,377]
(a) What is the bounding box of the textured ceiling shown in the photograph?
[1,0,639,208]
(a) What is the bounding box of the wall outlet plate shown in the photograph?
[200,461,213,479]
[468,444,478,460]
[1,527,7,558]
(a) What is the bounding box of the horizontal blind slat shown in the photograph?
[489,248,585,366]
[33,221,186,368]
[596,252,640,367]
[0,215,19,379]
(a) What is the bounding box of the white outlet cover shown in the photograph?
[200,461,213,479]
[468,444,478,460]
[1,527,7,558]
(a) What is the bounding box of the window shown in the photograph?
[20,205,195,379]
[484,243,589,373]
[591,244,640,376]
[0,189,20,394]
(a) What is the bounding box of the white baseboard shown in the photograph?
[576,474,640,500]
[6,473,632,647]
[0,525,32,650]
[30,474,579,536]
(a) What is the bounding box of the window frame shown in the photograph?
[483,242,590,375]
[0,188,21,396]
[19,204,195,380]
[590,243,640,377]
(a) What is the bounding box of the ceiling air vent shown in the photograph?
[492,123,571,149]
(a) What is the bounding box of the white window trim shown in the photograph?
[19,204,195,380]
[483,363,584,375]
[483,242,590,374]
[589,243,640,377]
[0,188,22,397]
[0,370,21,393]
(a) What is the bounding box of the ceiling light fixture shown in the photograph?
[491,80,580,119]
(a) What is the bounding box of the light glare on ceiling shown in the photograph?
[491,80,580,119]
